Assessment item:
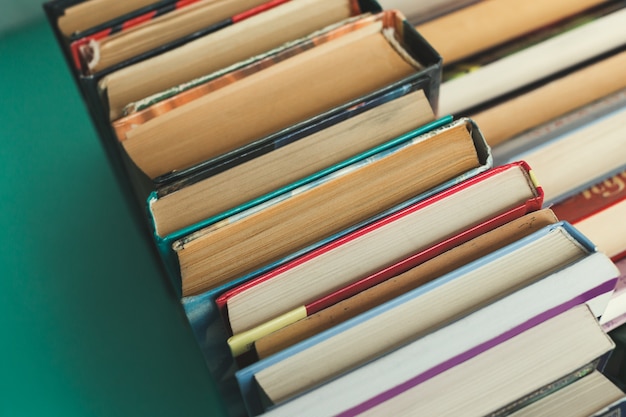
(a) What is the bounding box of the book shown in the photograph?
[508,103,626,203]
[378,0,479,23]
[68,0,200,72]
[330,305,614,417]
[552,168,626,258]
[148,86,435,237]
[178,123,489,413]
[600,257,626,331]
[115,11,433,179]
[492,87,626,165]
[221,162,544,355]
[235,222,612,409]
[242,253,617,416]
[71,0,279,75]
[471,49,626,147]
[217,160,540,338]
[56,0,165,37]
[173,117,489,296]
[414,0,606,64]
[254,208,558,359]
[150,67,438,188]
[101,0,378,121]
[438,4,626,115]
[507,370,625,417]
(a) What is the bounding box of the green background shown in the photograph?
[0,17,224,417]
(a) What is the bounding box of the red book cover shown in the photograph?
[306,201,543,315]
[216,161,543,334]
[551,168,626,223]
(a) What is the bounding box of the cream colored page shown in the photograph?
[417,0,607,64]
[151,90,433,236]
[91,0,268,72]
[472,50,626,147]
[177,125,477,296]
[104,0,353,120]
[255,229,588,403]
[226,166,531,333]
[58,0,160,35]
[122,23,417,178]
[522,106,626,202]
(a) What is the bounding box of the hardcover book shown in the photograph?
[551,168,626,259]
[219,161,543,355]
[44,1,442,211]
[438,3,626,115]
[171,117,489,297]
[241,246,617,416]
[254,209,559,359]
[180,116,491,413]
[41,1,626,417]
[42,2,444,416]
[508,370,626,417]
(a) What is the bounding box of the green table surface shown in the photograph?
[0,21,225,417]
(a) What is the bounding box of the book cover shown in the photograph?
[551,168,626,223]
[600,256,626,331]
[550,168,626,258]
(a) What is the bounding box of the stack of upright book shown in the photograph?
[43,0,626,416]
[384,0,626,326]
